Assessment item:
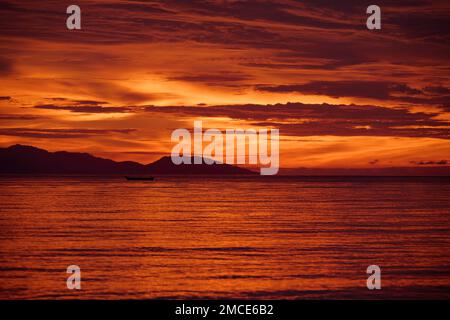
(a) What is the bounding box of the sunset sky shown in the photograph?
[0,0,449,168]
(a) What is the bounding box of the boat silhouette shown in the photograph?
[125,176,154,181]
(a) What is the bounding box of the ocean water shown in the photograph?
[0,175,449,299]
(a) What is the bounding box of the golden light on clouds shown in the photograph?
[0,0,449,170]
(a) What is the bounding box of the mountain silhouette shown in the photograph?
[0,145,255,175]
[146,156,253,174]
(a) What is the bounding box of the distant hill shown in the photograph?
[2,144,448,176]
[279,166,450,176]
[0,145,255,175]
[146,156,253,175]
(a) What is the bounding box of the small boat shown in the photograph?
[125,176,155,181]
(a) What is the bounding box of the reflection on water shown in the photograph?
[0,175,449,299]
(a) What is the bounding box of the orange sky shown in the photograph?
[0,0,449,168]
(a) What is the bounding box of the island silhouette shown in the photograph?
[0,145,255,175]
[1,144,450,176]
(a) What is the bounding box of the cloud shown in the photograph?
[0,128,136,139]
[0,114,41,120]
[45,97,109,105]
[0,0,448,168]
[145,102,450,139]
[256,81,428,100]
[424,86,450,95]
[34,104,133,114]
[257,81,392,99]
[168,72,252,85]
[146,102,436,122]
[98,2,174,15]
[40,80,176,106]
[410,160,448,165]
[74,81,171,105]
[256,81,450,108]
[0,57,13,75]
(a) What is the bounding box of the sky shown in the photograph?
[0,0,449,168]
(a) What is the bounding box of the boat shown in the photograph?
[125,176,155,181]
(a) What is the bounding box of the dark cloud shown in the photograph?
[98,2,174,15]
[145,102,441,122]
[0,128,136,139]
[168,0,357,30]
[300,0,450,43]
[40,0,441,47]
[45,98,109,105]
[257,81,393,99]
[299,0,429,14]
[1,1,449,120]
[389,84,423,95]
[1,1,444,46]
[252,120,450,139]
[1,0,448,76]
[424,86,450,95]
[410,160,449,165]
[45,97,67,101]
[145,102,450,139]
[256,81,450,106]
[0,57,13,75]
[34,104,132,114]
[0,96,12,101]
[0,114,41,120]
[73,99,109,105]
[168,72,252,85]
[386,10,450,42]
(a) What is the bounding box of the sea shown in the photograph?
[0,175,449,299]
